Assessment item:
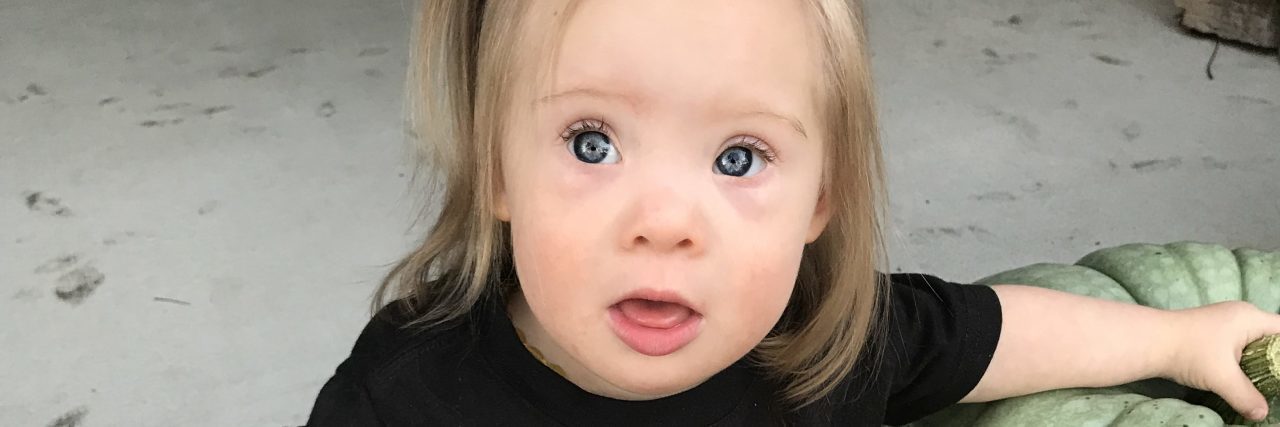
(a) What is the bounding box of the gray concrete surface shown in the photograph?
[1,0,1276,425]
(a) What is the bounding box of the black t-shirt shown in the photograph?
[305,273,1002,426]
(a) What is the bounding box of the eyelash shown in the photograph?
[559,117,613,142]
[559,118,780,163]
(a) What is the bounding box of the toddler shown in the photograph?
[307,1,1280,425]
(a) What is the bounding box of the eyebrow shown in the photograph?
[737,109,808,139]
[537,87,642,110]
[536,87,808,139]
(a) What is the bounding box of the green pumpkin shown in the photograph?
[914,241,1280,427]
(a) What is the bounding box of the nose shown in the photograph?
[619,184,708,257]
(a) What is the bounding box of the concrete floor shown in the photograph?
[1,0,1276,425]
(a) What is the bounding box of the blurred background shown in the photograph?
[1,0,1276,425]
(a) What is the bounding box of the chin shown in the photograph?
[592,349,713,399]
[610,371,702,399]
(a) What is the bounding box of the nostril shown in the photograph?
[677,239,693,249]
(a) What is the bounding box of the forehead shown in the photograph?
[519,0,823,121]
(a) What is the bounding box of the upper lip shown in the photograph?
[613,288,702,315]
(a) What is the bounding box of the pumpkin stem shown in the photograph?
[1242,334,1280,398]
[1206,334,1280,425]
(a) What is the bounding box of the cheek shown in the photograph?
[508,207,593,299]
[721,234,806,343]
[505,177,611,331]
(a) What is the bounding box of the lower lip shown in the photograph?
[607,305,702,357]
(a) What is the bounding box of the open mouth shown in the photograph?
[607,291,703,357]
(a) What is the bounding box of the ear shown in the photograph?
[805,187,832,243]
[493,182,512,222]
[493,167,512,222]
[494,191,511,222]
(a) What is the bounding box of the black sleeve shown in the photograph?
[306,306,412,427]
[882,273,1003,426]
[306,357,381,426]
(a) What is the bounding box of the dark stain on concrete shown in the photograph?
[318,101,337,118]
[1227,95,1272,105]
[364,68,384,78]
[154,102,192,111]
[288,47,310,54]
[358,47,389,57]
[35,254,79,274]
[27,83,48,96]
[1201,156,1230,170]
[1064,20,1093,28]
[98,97,120,106]
[198,200,220,215]
[967,225,993,235]
[994,14,1024,27]
[55,266,105,305]
[140,118,184,128]
[202,105,234,116]
[1121,122,1142,142]
[101,231,140,246]
[983,107,1041,142]
[24,192,72,216]
[47,407,88,427]
[971,191,1018,202]
[924,227,961,237]
[245,65,278,78]
[219,65,278,79]
[154,296,192,306]
[982,48,1038,66]
[12,288,39,301]
[1092,53,1131,66]
[910,226,994,242]
[1131,157,1182,173]
[239,126,269,135]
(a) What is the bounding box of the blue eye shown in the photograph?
[569,131,620,164]
[715,146,764,177]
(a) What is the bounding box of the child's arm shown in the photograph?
[961,284,1280,421]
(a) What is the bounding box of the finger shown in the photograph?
[1241,321,1280,353]
[1216,367,1271,421]
[1262,312,1280,338]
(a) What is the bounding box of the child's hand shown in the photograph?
[1163,301,1280,421]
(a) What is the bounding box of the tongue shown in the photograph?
[617,299,693,329]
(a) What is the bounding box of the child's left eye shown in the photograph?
[713,136,777,178]
[715,147,760,177]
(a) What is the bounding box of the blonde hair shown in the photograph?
[375,0,892,410]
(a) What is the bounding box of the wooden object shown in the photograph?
[1175,0,1280,49]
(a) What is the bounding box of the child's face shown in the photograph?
[495,0,830,399]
